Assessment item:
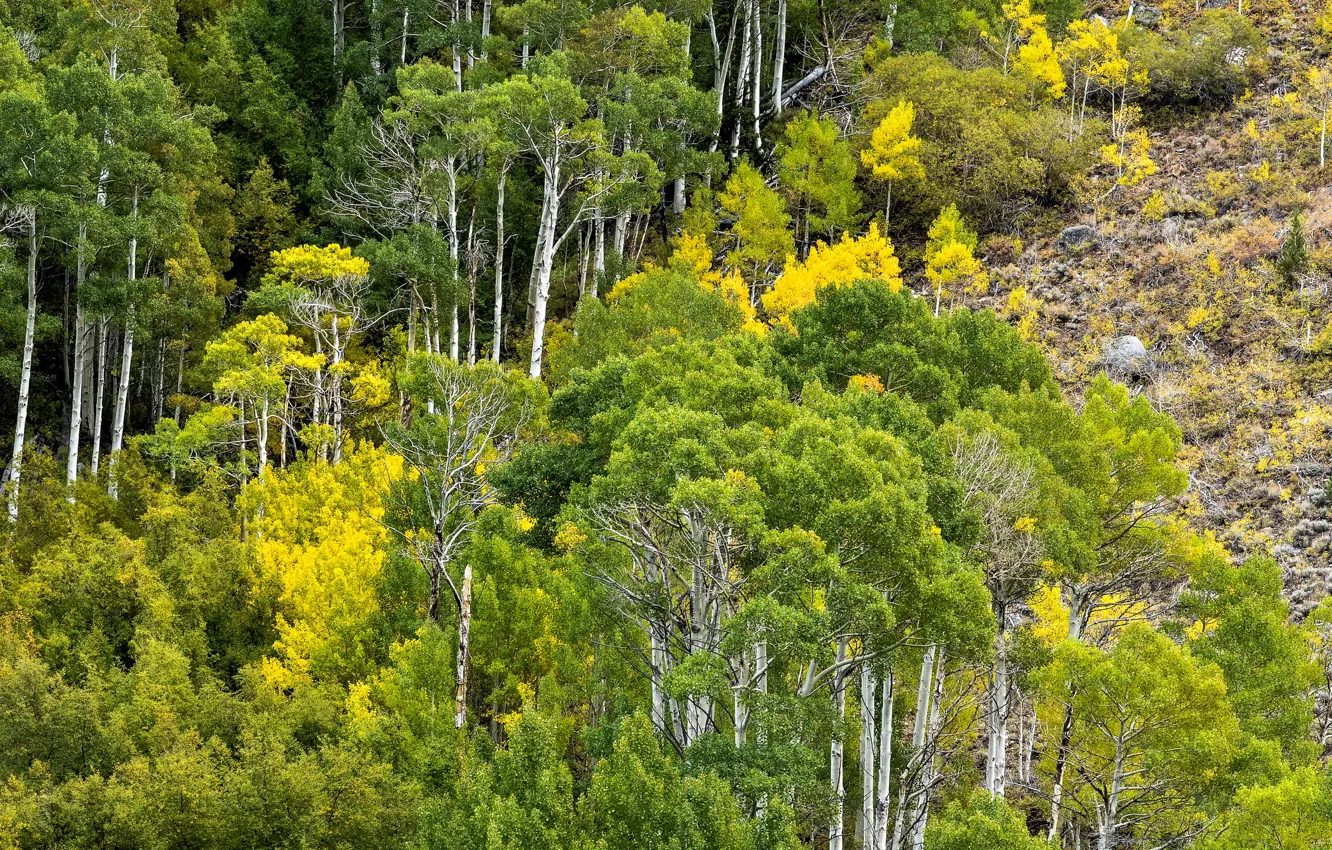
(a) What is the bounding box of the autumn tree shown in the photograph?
[860,100,924,224]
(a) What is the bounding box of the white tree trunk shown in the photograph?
[829,638,849,850]
[858,665,877,847]
[771,0,786,113]
[66,300,86,492]
[108,197,137,499]
[107,316,134,498]
[8,218,38,522]
[751,0,763,152]
[492,168,506,363]
[528,156,561,379]
[986,630,1010,797]
[875,671,895,850]
[90,318,108,475]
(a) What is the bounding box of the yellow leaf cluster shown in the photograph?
[267,243,370,285]
[861,101,924,185]
[762,223,903,329]
[848,374,886,394]
[1100,128,1157,186]
[250,443,404,690]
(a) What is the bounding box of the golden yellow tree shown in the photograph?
[247,442,404,689]
[860,100,924,224]
[761,223,903,329]
[924,205,988,314]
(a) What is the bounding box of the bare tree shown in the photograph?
[382,356,536,728]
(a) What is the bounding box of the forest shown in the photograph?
[1,0,1331,846]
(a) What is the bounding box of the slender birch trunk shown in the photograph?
[750,0,763,152]
[66,229,88,491]
[771,0,786,112]
[7,216,38,522]
[528,154,560,379]
[858,665,877,848]
[875,671,895,850]
[492,166,506,363]
[107,316,133,498]
[91,319,108,475]
[829,637,849,850]
[108,197,138,500]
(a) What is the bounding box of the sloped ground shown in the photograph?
[968,95,1332,614]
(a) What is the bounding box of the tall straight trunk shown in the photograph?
[466,214,478,365]
[733,647,751,747]
[492,168,506,363]
[892,647,936,850]
[592,211,606,291]
[108,201,138,500]
[370,0,383,73]
[1048,702,1075,842]
[912,646,935,747]
[107,316,134,498]
[257,397,269,472]
[1099,739,1125,850]
[91,319,108,475]
[66,227,89,490]
[707,3,739,153]
[875,671,896,850]
[730,0,753,158]
[986,632,1010,798]
[446,163,460,361]
[465,0,474,69]
[829,638,849,850]
[7,217,38,522]
[451,307,460,361]
[333,0,345,60]
[911,649,947,850]
[480,0,491,59]
[770,0,786,112]
[750,0,763,152]
[401,6,410,63]
[66,302,87,491]
[451,0,463,88]
[81,313,95,437]
[455,562,474,728]
[858,665,877,848]
[152,337,165,423]
[330,314,344,464]
[650,620,669,738]
[173,338,186,418]
[528,156,560,379]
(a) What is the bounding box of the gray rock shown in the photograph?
[1056,224,1096,251]
[1202,0,1229,9]
[1133,4,1162,26]
[1102,335,1149,373]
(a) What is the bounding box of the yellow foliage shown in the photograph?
[1142,191,1166,222]
[1016,27,1066,99]
[249,443,404,690]
[1100,128,1156,186]
[1028,583,1148,646]
[848,374,886,393]
[267,243,369,285]
[1004,286,1042,342]
[861,101,924,185]
[926,240,989,300]
[761,223,903,329]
